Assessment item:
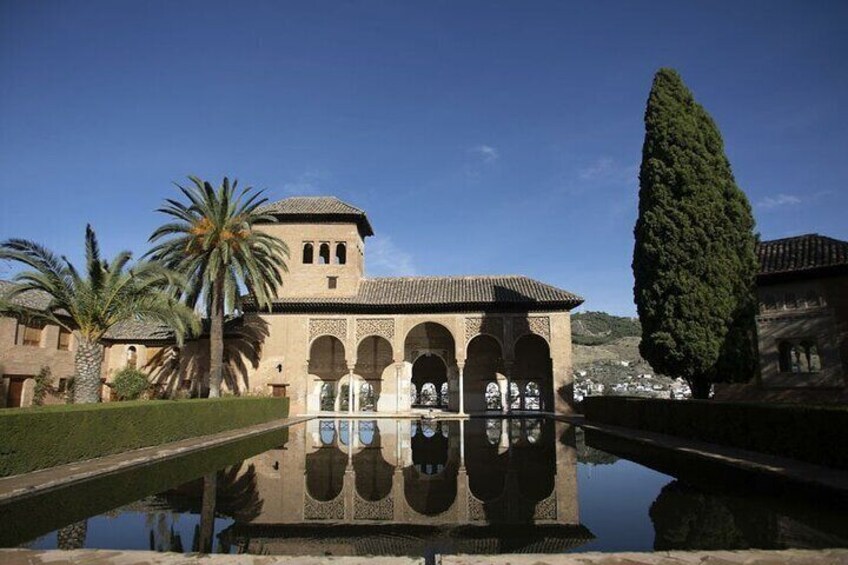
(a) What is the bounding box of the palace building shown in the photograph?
[1,196,585,414]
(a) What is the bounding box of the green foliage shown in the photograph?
[146,177,289,397]
[583,396,848,469]
[0,426,289,547]
[111,367,151,401]
[572,311,641,345]
[0,397,289,477]
[632,68,758,397]
[0,226,201,403]
[32,366,53,406]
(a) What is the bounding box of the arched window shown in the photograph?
[420,383,438,406]
[319,420,336,445]
[410,383,418,406]
[339,383,350,411]
[360,381,376,412]
[485,419,502,445]
[800,341,822,373]
[420,420,437,438]
[778,340,823,374]
[320,382,336,411]
[127,346,138,369]
[335,243,347,265]
[339,420,350,446]
[319,243,331,264]
[524,381,541,410]
[303,242,314,264]
[440,382,449,407]
[485,382,501,410]
[509,382,521,410]
[525,419,542,444]
[358,420,375,445]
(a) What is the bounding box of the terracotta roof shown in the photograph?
[103,319,175,341]
[757,234,848,278]
[248,275,583,313]
[259,196,374,236]
[0,279,54,310]
[0,280,176,341]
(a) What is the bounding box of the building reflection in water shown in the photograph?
[217,418,593,555]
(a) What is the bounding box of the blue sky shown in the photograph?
[2,1,846,315]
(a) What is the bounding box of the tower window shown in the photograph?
[335,243,347,265]
[328,276,338,289]
[302,242,314,264]
[319,243,331,264]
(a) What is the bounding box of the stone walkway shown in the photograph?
[572,420,848,497]
[2,549,847,565]
[443,549,848,564]
[0,416,312,505]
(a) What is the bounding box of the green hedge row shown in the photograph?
[0,396,289,477]
[582,396,848,470]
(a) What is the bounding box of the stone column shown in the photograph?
[457,361,466,415]
[347,365,355,414]
[503,360,514,414]
[344,421,355,521]
[394,360,403,414]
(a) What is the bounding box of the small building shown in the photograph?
[721,234,848,403]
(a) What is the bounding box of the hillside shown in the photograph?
[571,311,641,345]
[571,312,690,400]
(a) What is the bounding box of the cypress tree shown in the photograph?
[632,68,759,399]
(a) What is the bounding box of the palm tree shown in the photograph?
[0,226,200,403]
[147,176,288,397]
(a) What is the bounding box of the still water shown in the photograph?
[4,418,847,559]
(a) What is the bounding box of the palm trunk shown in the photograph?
[73,338,104,404]
[197,472,217,553]
[208,273,225,398]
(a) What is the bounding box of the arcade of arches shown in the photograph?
[305,316,563,415]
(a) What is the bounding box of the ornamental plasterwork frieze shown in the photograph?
[513,316,551,343]
[465,316,504,344]
[532,492,557,520]
[354,494,394,520]
[467,493,487,522]
[356,318,395,342]
[304,493,345,520]
[309,318,347,342]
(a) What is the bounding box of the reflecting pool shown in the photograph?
[4,418,847,560]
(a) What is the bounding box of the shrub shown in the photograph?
[32,366,53,406]
[0,397,289,477]
[111,368,150,401]
[583,396,848,469]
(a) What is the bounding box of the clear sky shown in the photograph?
[1,1,846,315]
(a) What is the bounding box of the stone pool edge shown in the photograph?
[2,548,847,564]
[0,415,313,506]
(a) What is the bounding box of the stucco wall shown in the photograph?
[756,274,848,388]
[0,316,76,406]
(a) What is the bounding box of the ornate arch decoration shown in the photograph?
[512,316,551,347]
[308,318,348,347]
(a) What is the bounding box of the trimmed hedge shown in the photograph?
[0,396,289,477]
[583,396,848,470]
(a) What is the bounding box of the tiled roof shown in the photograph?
[0,280,54,310]
[259,196,374,236]
[250,275,583,313]
[757,234,848,277]
[0,280,175,341]
[103,319,175,341]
